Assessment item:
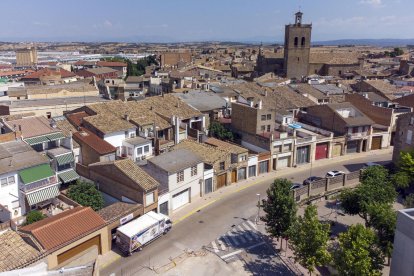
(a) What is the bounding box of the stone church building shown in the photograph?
[255,12,364,79]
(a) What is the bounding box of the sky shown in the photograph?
[1,0,413,42]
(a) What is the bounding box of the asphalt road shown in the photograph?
[101,151,392,276]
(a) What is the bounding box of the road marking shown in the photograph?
[227,231,240,246]
[221,249,243,260]
[246,220,258,230]
[241,224,256,240]
[221,235,233,247]
[232,228,246,243]
[246,241,266,250]
[237,225,253,241]
[218,239,226,250]
[211,241,219,253]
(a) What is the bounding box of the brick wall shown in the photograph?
[300,105,347,135]
[231,102,258,135]
[345,94,392,126]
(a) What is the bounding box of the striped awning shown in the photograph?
[46,132,65,142]
[56,153,74,166]
[24,135,49,146]
[58,169,79,183]
[26,185,60,206]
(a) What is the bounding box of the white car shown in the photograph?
[364,162,381,168]
[326,170,345,178]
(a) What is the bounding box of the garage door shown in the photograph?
[217,173,227,189]
[205,178,213,194]
[258,160,269,174]
[332,144,342,157]
[277,156,290,169]
[57,235,101,265]
[172,189,190,210]
[238,167,246,181]
[315,143,329,160]
[346,140,359,154]
[371,136,382,150]
[248,165,256,177]
[159,201,169,215]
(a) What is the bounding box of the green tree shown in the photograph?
[25,210,46,225]
[67,181,104,211]
[287,205,331,275]
[366,203,396,264]
[392,171,410,190]
[209,121,235,141]
[260,178,297,249]
[398,150,414,178]
[393,47,404,56]
[339,166,396,226]
[333,224,384,276]
[404,193,414,208]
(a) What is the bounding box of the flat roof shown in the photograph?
[148,148,202,174]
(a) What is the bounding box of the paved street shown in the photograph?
[100,149,392,276]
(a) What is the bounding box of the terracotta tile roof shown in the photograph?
[5,116,60,139]
[204,138,248,155]
[55,119,80,148]
[0,70,33,78]
[90,159,159,192]
[97,202,142,223]
[83,114,136,134]
[96,61,127,67]
[0,230,41,272]
[20,207,105,251]
[394,94,414,108]
[171,139,229,165]
[66,111,90,127]
[73,129,116,155]
[21,68,76,80]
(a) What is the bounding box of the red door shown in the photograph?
[315,143,329,160]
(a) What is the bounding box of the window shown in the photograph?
[0,178,7,187]
[145,192,154,206]
[301,37,305,46]
[239,155,247,162]
[274,145,282,153]
[352,127,359,133]
[261,115,266,121]
[137,147,143,155]
[410,117,414,125]
[339,70,342,76]
[177,171,184,182]
[267,125,271,132]
[219,162,225,171]
[7,176,15,185]
[46,112,51,119]
[130,133,136,138]
[144,145,150,153]
[261,125,266,131]
[407,130,413,145]
[191,165,197,176]
[294,37,298,46]
[127,147,132,156]
[266,114,271,120]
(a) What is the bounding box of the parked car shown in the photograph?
[290,183,302,190]
[364,162,381,168]
[303,176,323,185]
[326,170,345,178]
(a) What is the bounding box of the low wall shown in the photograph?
[293,170,362,202]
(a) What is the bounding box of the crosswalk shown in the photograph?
[207,220,262,262]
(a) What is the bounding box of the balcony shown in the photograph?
[21,176,59,193]
[296,136,315,145]
[347,132,368,140]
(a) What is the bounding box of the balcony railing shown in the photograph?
[21,176,59,193]
[347,132,368,139]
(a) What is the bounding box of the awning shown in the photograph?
[19,164,54,185]
[56,153,74,166]
[46,132,65,142]
[24,135,49,146]
[26,185,60,206]
[58,169,80,183]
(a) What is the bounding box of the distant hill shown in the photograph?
[312,39,414,47]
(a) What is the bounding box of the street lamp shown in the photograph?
[256,193,261,225]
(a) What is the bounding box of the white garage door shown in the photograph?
[172,189,190,210]
[277,156,289,169]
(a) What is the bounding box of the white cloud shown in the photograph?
[359,0,385,7]
[104,20,113,27]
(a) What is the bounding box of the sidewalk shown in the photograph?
[171,148,393,224]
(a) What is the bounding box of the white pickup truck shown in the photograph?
[115,211,172,256]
